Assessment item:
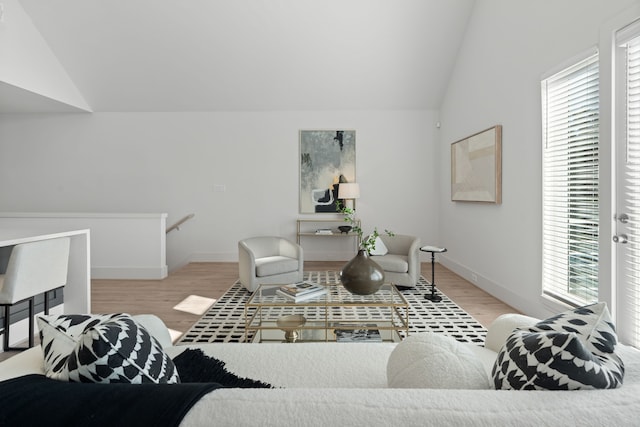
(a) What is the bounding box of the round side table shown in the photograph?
[420,246,447,302]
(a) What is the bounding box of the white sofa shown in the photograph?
[1,314,640,426]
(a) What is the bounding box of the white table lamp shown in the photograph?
[338,183,360,210]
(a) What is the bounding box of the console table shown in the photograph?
[296,218,361,250]
[244,283,409,343]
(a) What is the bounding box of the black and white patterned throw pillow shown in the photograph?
[492,302,624,390]
[63,314,180,384]
[38,313,179,384]
[37,313,124,380]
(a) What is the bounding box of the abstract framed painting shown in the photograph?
[451,125,502,204]
[299,130,356,214]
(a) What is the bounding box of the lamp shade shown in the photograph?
[338,183,360,199]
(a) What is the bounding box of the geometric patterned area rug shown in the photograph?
[177,271,487,346]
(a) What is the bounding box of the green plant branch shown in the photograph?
[336,201,394,253]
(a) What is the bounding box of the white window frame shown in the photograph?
[541,49,600,307]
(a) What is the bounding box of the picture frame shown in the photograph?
[451,125,502,204]
[299,130,356,214]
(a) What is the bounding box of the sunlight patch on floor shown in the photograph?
[169,329,184,343]
[173,294,216,315]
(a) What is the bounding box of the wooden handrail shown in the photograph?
[166,213,195,233]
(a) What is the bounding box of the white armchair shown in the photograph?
[238,237,304,292]
[370,234,421,287]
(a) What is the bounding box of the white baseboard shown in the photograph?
[91,266,168,280]
[187,252,236,263]
[301,251,354,262]
[183,251,353,265]
[167,251,355,274]
[438,255,554,320]
[166,252,232,273]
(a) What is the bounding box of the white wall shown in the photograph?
[437,0,639,319]
[0,110,439,270]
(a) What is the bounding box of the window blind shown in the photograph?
[617,32,640,347]
[541,52,600,306]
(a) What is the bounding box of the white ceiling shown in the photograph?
[13,0,474,112]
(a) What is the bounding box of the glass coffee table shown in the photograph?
[244,283,409,343]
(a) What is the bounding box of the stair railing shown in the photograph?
[166,213,195,234]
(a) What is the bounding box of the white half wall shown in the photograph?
[0,213,167,279]
[437,0,639,319]
[0,110,440,271]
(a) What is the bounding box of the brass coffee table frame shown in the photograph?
[244,283,409,343]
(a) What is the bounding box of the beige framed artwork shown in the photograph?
[451,125,502,204]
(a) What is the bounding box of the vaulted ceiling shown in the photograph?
[8,0,474,112]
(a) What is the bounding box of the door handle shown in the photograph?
[613,234,628,244]
[615,213,630,224]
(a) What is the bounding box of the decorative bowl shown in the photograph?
[338,225,352,233]
[277,314,306,342]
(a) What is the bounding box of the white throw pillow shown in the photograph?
[484,313,539,353]
[387,332,490,389]
[368,236,388,256]
[132,314,173,348]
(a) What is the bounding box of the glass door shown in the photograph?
[614,25,640,347]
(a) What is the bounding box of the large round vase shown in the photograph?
[340,250,385,295]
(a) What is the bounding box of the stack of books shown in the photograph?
[334,324,382,342]
[276,282,327,302]
[315,228,333,235]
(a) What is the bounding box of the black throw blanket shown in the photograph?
[0,374,220,427]
[172,348,272,388]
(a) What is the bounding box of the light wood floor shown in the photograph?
[91,261,518,334]
[0,262,517,362]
